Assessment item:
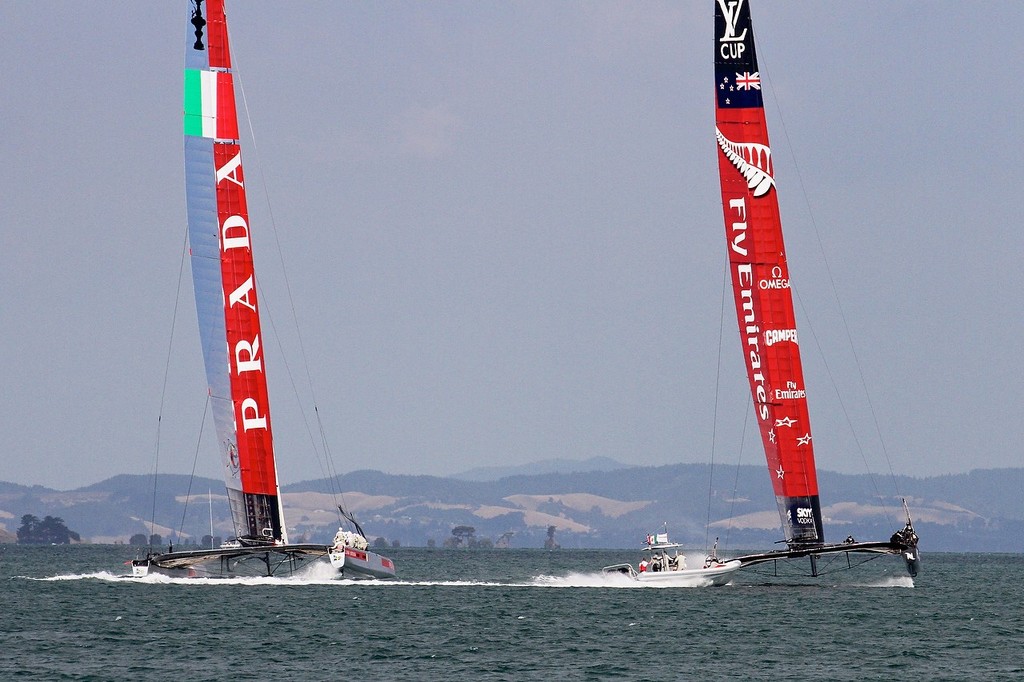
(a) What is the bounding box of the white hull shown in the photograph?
[328,546,396,579]
[634,560,741,586]
[603,535,742,587]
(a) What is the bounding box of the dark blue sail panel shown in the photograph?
[777,496,824,545]
[714,0,763,110]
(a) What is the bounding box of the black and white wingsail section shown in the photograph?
[735,501,921,578]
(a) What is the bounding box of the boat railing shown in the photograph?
[602,562,637,578]
[643,542,684,552]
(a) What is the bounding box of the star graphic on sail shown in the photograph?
[769,429,776,443]
[797,433,812,446]
[718,75,738,104]
[776,466,785,479]
[775,416,796,428]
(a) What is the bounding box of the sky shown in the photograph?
[1,2,1021,490]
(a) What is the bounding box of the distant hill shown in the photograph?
[450,456,630,481]
[0,464,1021,552]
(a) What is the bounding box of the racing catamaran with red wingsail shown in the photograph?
[132,0,394,579]
[713,0,919,577]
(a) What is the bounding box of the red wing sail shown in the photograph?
[184,0,285,544]
[714,0,823,545]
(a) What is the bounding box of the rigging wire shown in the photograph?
[176,394,211,543]
[708,259,752,556]
[727,396,751,554]
[231,40,350,525]
[755,22,901,521]
[790,288,890,517]
[146,224,192,552]
[705,261,730,553]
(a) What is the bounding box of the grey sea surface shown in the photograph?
[1,545,1020,680]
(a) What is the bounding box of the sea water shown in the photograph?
[1,545,1021,680]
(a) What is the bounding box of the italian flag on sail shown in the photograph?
[184,69,239,140]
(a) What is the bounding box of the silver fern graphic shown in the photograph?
[716,127,775,197]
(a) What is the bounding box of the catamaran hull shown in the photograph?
[131,553,322,579]
[130,543,375,579]
[132,557,316,579]
[131,542,397,579]
[736,538,921,578]
[328,546,396,579]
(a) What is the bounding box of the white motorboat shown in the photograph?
[603,533,741,586]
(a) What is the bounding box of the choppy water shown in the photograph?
[2,545,1021,680]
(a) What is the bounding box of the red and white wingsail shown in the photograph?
[183,0,286,545]
[713,0,823,545]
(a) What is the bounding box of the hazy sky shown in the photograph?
[2,2,1020,490]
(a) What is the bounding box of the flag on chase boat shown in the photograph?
[646,533,668,545]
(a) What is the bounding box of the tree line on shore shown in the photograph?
[16,514,80,544]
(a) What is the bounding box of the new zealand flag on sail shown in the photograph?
[715,0,763,109]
